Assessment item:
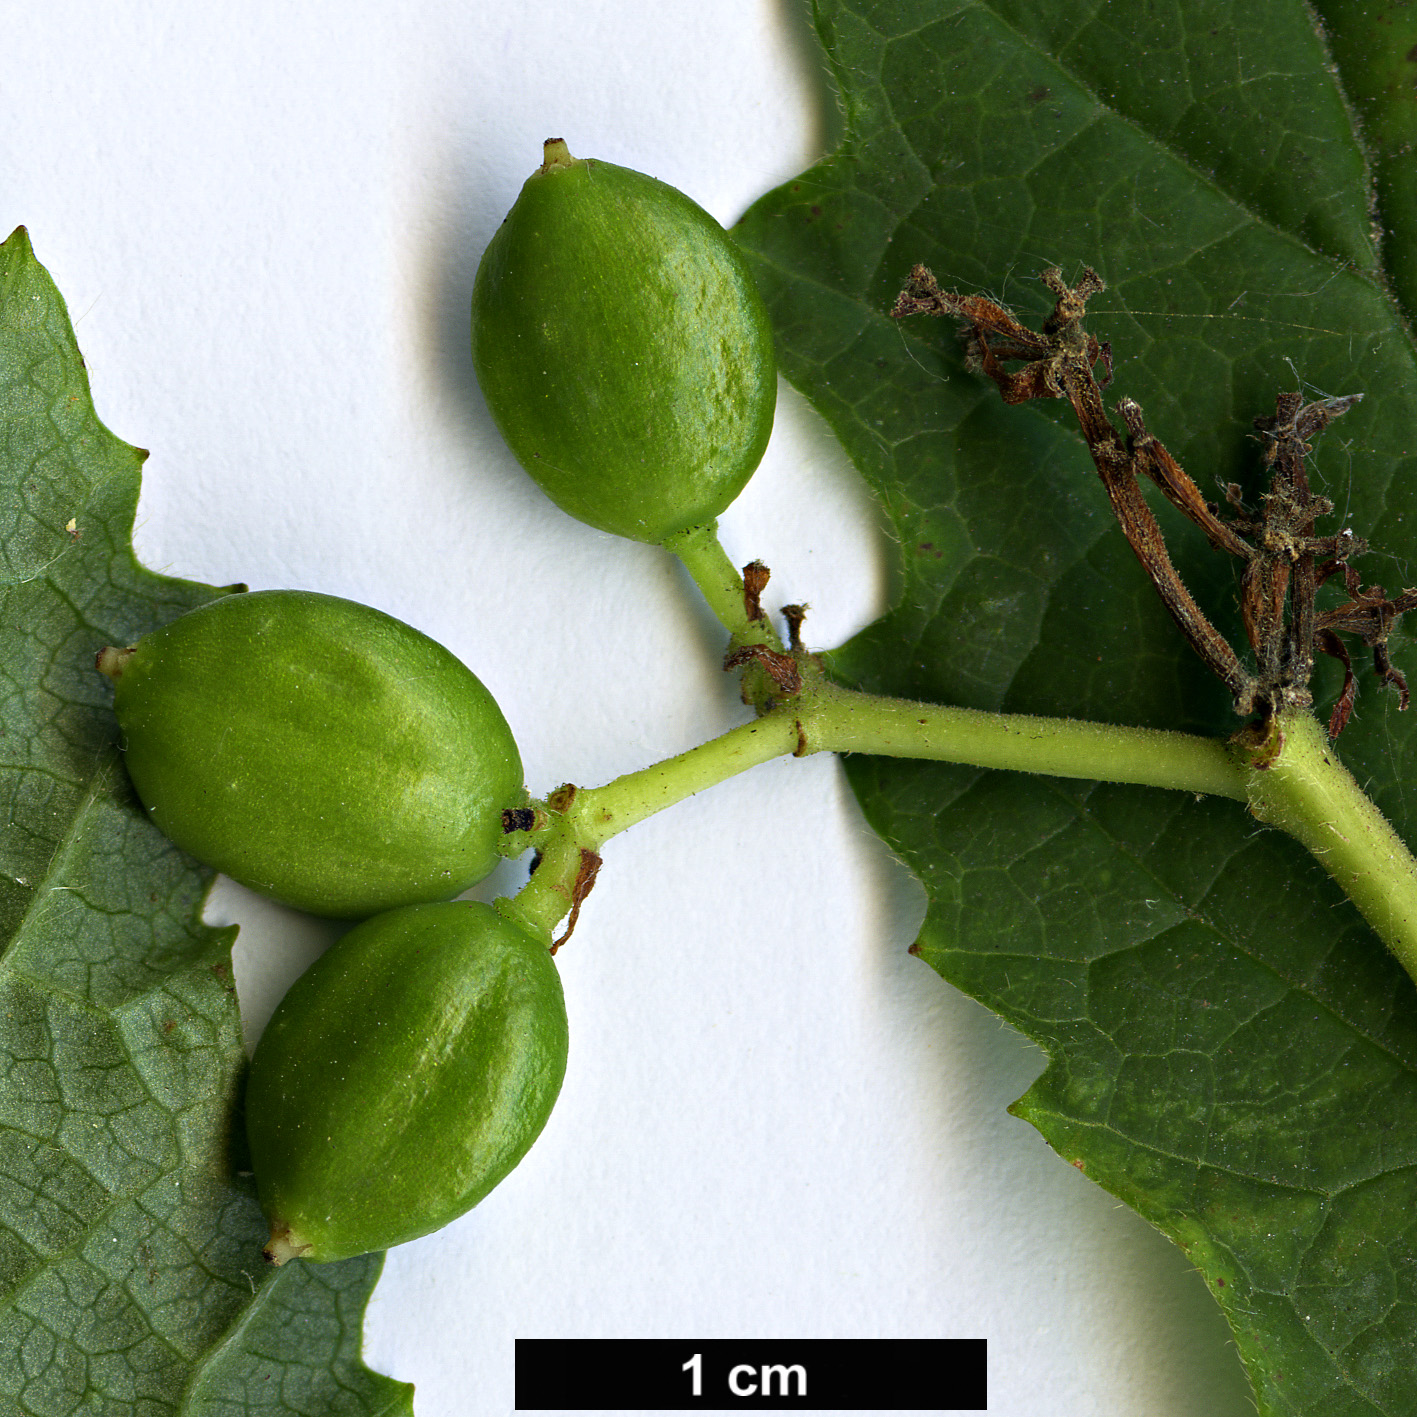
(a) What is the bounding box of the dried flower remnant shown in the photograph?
[891,264,1417,735]
[1314,565,1417,736]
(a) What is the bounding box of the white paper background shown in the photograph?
[2,3,1259,1414]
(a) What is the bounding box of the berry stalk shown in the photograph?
[500,680,1249,944]
[663,521,786,654]
[501,675,1417,980]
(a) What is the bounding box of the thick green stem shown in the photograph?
[503,681,1249,940]
[499,712,803,942]
[503,675,1417,982]
[805,684,1247,800]
[1243,709,1417,978]
[573,713,805,847]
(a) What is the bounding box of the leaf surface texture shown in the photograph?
[0,228,411,1417]
[736,3,1417,1411]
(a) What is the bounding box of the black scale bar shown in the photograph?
[515,1338,986,1410]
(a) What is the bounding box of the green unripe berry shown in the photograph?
[471,140,776,544]
[245,900,567,1263]
[102,589,523,918]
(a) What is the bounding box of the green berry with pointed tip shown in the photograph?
[246,900,568,1264]
[471,139,776,544]
[102,589,523,918]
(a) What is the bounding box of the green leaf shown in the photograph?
[1312,0,1417,325]
[0,228,411,1417]
[737,2,1417,1412]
